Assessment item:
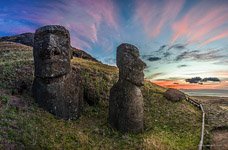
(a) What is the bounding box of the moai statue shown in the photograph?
[109,43,146,133]
[32,25,83,120]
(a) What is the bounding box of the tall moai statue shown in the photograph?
[32,25,83,120]
[109,43,146,133]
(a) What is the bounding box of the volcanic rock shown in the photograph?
[32,25,83,120]
[109,43,146,133]
[164,88,186,102]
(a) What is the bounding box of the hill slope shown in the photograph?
[0,33,34,47]
[0,33,98,62]
[0,41,201,149]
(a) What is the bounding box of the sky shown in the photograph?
[0,0,228,90]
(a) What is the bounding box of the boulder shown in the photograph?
[164,88,186,102]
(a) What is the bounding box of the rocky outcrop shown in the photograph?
[71,47,99,62]
[32,25,83,120]
[0,33,34,47]
[164,88,186,102]
[0,33,98,62]
[109,43,146,133]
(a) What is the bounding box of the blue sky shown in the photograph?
[0,0,228,89]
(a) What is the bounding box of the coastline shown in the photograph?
[181,89,228,97]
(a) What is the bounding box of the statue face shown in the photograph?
[117,44,146,86]
[33,25,71,78]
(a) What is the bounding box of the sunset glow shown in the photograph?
[0,0,228,90]
[152,80,228,90]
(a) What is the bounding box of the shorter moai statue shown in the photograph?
[109,43,146,133]
[32,25,83,120]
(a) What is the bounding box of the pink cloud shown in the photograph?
[67,23,98,44]
[83,0,118,29]
[171,1,228,45]
[202,31,228,46]
[153,80,228,90]
[135,0,185,38]
[212,71,228,79]
[71,34,92,51]
[9,0,119,49]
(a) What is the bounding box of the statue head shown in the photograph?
[117,43,146,86]
[33,25,71,78]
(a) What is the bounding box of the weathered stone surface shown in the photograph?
[164,88,186,102]
[109,43,146,133]
[32,25,83,120]
[117,44,145,86]
[109,80,144,133]
[84,86,100,105]
[33,25,71,78]
[33,72,83,119]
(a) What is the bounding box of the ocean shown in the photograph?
[181,89,228,97]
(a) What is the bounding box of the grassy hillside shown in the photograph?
[0,41,201,149]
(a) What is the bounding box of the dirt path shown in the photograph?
[191,96,228,149]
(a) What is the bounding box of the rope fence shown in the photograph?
[185,97,205,150]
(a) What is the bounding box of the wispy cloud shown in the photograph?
[175,49,224,61]
[156,45,167,52]
[167,43,187,50]
[171,1,228,45]
[1,0,119,50]
[177,64,188,68]
[202,31,228,46]
[135,0,185,38]
[185,77,221,84]
[146,72,165,79]
[163,52,171,57]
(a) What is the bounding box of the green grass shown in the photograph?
[142,83,201,149]
[71,58,118,75]
[0,95,9,104]
[0,41,202,149]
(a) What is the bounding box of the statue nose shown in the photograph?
[138,58,146,69]
[45,35,61,56]
[40,34,61,59]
